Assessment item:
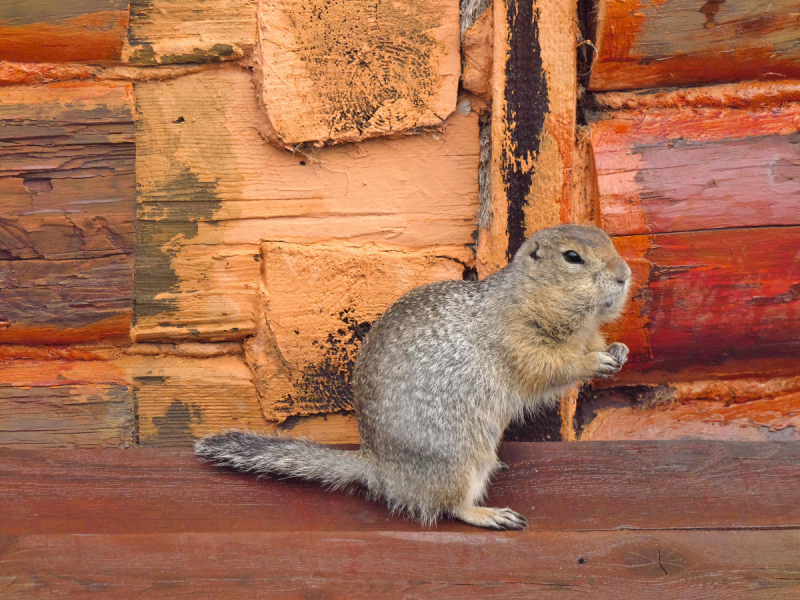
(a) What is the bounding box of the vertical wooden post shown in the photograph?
[477,0,578,276]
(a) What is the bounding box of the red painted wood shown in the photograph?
[591,106,800,236]
[606,228,800,382]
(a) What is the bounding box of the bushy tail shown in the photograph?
[194,430,373,491]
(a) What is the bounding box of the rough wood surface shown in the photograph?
[133,68,478,342]
[3,529,798,599]
[277,412,361,444]
[0,360,133,449]
[462,4,493,101]
[256,0,460,145]
[0,0,130,63]
[605,227,800,382]
[478,0,577,277]
[592,105,800,236]
[589,0,800,91]
[125,354,268,446]
[127,0,256,65]
[3,442,799,535]
[247,242,465,420]
[0,81,136,345]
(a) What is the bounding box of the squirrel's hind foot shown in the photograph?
[452,506,528,531]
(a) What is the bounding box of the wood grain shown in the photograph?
[133,68,478,342]
[591,105,800,236]
[127,0,256,65]
[0,0,129,63]
[0,81,136,344]
[3,442,798,535]
[0,360,132,449]
[605,227,800,382]
[249,242,465,420]
[589,0,800,91]
[256,0,460,145]
[3,530,798,599]
[479,0,577,276]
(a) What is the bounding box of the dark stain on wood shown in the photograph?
[501,0,548,258]
[147,399,203,447]
[503,404,563,442]
[276,308,372,415]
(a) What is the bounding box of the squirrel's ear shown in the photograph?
[529,241,540,261]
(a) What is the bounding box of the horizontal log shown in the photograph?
[256,0,460,145]
[0,0,129,63]
[0,360,132,449]
[3,442,798,535]
[127,0,256,65]
[248,242,465,420]
[589,0,800,90]
[0,81,136,344]
[277,412,360,444]
[580,392,800,441]
[605,227,800,382]
[133,68,478,342]
[4,529,799,599]
[591,105,800,235]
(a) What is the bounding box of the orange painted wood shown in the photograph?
[0,81,135,344]
[592,106,800,236]
[3,443,799,536]
[606,227,800,383]
[589,0,800,91]
[0,0,130,63]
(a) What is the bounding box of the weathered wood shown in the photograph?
[0,0,129,63]
[589,0,800,91]
[0,360,132,449]
[478,0,577,277]
[133,68,478,342]
[605,227,800,382]
[462,3,493,101]
[581,392,800,441]
[127,0,256,65]
[278,412,361,444]
[0,81,136,344]
[256,0,460,145]
[3,442,798,535]
[124,354,268,446]
[591,105,800,236]
[247,242,465,420]
[3,530,799,599]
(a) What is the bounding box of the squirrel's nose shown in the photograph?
[616,263,632,285]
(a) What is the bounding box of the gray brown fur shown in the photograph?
[195,225,632,530]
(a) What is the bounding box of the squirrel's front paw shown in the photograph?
[591,349,624,378]
[605,342,629,367]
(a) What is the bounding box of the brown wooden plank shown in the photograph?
[0,0,130,63]
[133,68,478,342]
[591,105,800,236]
[589,0,800,91]
[127,0,256,65]
[255,0,460,145]
[0,81,136,344]
[0,360,133,449]
[2,529,798,599]
[2,442,798,536]
[605,227,800,382]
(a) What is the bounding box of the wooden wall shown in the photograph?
[1,0,798,447]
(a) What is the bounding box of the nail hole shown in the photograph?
[174,116,185,123]
[577,557,587,565]
[299,160,306,166]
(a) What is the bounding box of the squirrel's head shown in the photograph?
[512,224,632,325]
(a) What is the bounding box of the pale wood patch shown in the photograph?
[256,0,460,145]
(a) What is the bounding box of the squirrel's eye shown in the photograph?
[563,250,584,264]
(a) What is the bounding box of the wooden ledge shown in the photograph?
[2,442,799,598]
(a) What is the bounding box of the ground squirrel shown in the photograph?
[195,224,632,530]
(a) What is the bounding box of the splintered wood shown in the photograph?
[0,81,136,345]
[133,68,478,343]
[247,242,465,420]
[256,0,460,145]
